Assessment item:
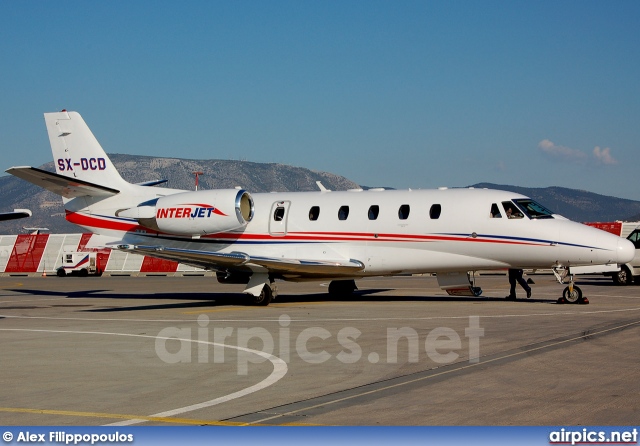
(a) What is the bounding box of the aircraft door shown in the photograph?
[269,201,291,236]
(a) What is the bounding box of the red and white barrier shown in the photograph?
[0,233,208,276]
[585,221,640,239]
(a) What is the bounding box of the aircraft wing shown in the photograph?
[117,244,365,277]
[0,209,32,222]
[6,166,120,198]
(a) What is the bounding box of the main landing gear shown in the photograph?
[552,267,588,304]
[243,273,277,306]
[250,283,275,306]
[328,279,358,297]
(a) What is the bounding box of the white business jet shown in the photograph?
[6,111,635,305]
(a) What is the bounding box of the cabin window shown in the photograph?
[502,201,524,219]
[512,199,555,219]
[338,206,350,220]
[490,203,502,218]
[65,254,73,264]
[309,206,320,221]
[398,204,410,220]
[368,205,379,220]
[273,206,285,221]
[429,204,441,219]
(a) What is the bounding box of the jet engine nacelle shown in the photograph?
[120,189,254,236]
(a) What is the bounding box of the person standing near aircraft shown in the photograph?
[506,269,532,300]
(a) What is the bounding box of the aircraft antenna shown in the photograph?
[193,171,204,191]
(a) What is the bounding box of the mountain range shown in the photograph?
[0,154,638,234]
[0,154,359,234]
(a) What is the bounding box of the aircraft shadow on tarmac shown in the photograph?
[4,287,559,312]
[273,291,557,305]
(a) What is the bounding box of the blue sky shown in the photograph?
[1,1,639,199]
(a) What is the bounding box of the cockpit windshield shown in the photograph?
[512,199,555,219]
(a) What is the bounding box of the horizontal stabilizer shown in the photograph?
[5,166,119,198]
[136,179,168,187]
[0,209,32,222]
[116,244,365,277]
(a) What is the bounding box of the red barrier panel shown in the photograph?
[140,256,179,273]
[584,221,623,236]
[5,234,50,272]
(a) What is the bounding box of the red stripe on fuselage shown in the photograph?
[65,212,541,247]
[66,211,145,233]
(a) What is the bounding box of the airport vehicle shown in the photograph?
[56,251,102,277]
[0,209,31,221]
[612,229,640,285]
[6,111,635,305]
[585,222,640,285]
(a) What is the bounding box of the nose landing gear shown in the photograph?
[553,267,589,304]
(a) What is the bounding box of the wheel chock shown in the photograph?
[579,297,590,305]
[557,297,567,304]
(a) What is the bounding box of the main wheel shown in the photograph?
[328,280,357,297]
[613,266,632,285]
[563,285,582,303]
[250,284,272,306]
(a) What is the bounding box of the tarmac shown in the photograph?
[0,273,638,426]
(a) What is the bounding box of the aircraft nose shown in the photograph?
[617,238,636,264]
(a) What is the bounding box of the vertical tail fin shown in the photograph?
[45,111,129,188]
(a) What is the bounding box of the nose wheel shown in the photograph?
[562,284,583,304]
[553,267,589,304]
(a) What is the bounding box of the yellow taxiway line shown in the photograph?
[0,407,320,426]
[0,407,245,426]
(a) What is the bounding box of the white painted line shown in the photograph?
[0,328,288,426]
[247,319,640,425]
[2,306,640,324]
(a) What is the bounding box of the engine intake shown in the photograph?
[119,189,254,236]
